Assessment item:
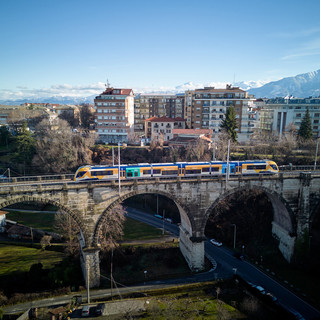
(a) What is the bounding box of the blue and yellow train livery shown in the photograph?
[74,160,279,182]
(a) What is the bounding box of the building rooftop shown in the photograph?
[145,116,186,122]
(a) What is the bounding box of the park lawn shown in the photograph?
[0,244,64,276]
[123,217,163,241]
[5,210,56,232]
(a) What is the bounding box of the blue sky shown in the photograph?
[1,0,320,100]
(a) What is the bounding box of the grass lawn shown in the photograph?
[0,244,65,276]
[5,210,56,232]
[123,217,164,241]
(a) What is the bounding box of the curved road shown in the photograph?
[126,207,320,320]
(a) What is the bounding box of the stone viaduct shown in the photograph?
[0,172,319,287]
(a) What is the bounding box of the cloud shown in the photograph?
[281,37,320,61]
[0,80,268,101]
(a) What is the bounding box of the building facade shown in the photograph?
[94,88,134,144]
[259,98,320,138]
[184,85,256,142]
[134,94,185,137]
[145,116,186,143]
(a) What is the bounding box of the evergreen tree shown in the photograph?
[298,108,313,140]
[13,121,36,165]
[220,105,238,142]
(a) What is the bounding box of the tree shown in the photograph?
[298,108,313,140]
[98,204,126,252]
[40,235,52,250]
[32,118,95,173]
[220,105,238,142]
[54,211,81,256]
[80,104,95,130]
[12,121,36,171]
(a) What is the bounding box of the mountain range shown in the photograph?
[1,69,319,105]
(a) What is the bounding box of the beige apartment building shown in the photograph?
[94,87,134,144]
[185,85,256,142]
[145,116,186,143]
[134,93,185,137]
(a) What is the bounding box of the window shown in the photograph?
[153,169,161,174]
[162,170,178,175]
[185,169,201,174]
[143,170,151,174]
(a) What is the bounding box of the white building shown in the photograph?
[259,98,320,138]
[94,87,134,144]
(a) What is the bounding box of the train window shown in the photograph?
[162,170,178,175]
[127,172,133,177]
[143,170,151,174]
[202,167,210,172]
[271,165,277,170]
[76,171,86,178]
[212,167,220,172]
[153,169,161,174]
[92,170,113,176]
[185,169,201,174]
[247,165,266,170]
[231,167,235,173]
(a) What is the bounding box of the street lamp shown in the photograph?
[144,270,147,285]
[231,224,236,249]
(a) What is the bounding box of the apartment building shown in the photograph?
[184,85,256,142]
[259,97,320,138]
[94,87,134,144]
[134,94,185,137]
[145,116,186,143]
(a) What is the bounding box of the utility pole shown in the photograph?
[112,147,114,166]
[314,140,319,170]
[118,143,121,196]
[226,139,230,182]
[110,245,113,300]
[212,140,216,161]
[156,194,159,214]
[162,209,165,235]
[86,258,90,304]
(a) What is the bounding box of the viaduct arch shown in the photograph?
[1,172,319,286]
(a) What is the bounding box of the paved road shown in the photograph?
[126,207,320,320]
[2,207,320,319]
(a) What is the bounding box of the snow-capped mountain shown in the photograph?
[248,69,320,98]
[1,69,320,105]
[0,95,96,106]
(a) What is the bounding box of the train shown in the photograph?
[74,159,279,182]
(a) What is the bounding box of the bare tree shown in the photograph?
[32,118,94,173]
[54,211,81,256]
[99,204,126,252]
[40,235,52,250]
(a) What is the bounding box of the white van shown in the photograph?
[81,305,90,317]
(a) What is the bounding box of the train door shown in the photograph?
[222,164,227,174]
[229,164,235,175]
[126,168,140,178]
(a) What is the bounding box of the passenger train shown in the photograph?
[74,160,279,182]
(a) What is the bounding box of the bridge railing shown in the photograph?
[279,165,320,172]
[0,174,75,184]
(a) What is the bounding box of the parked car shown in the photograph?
[165,218,173,223]
[81,305,90,317]
[233,252,245,260]
[210,238,222,246]
[95,303,105,316]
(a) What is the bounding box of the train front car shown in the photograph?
[74,166,91,181]
[266,160,279,174]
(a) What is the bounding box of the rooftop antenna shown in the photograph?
[105,79,111,89]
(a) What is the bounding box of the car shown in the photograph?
[210,238,222,246]
[81,305,90,317]
[164,218,173,223]
[233,252,245,260]
[95,303,105,316]
[255,285,266,295]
